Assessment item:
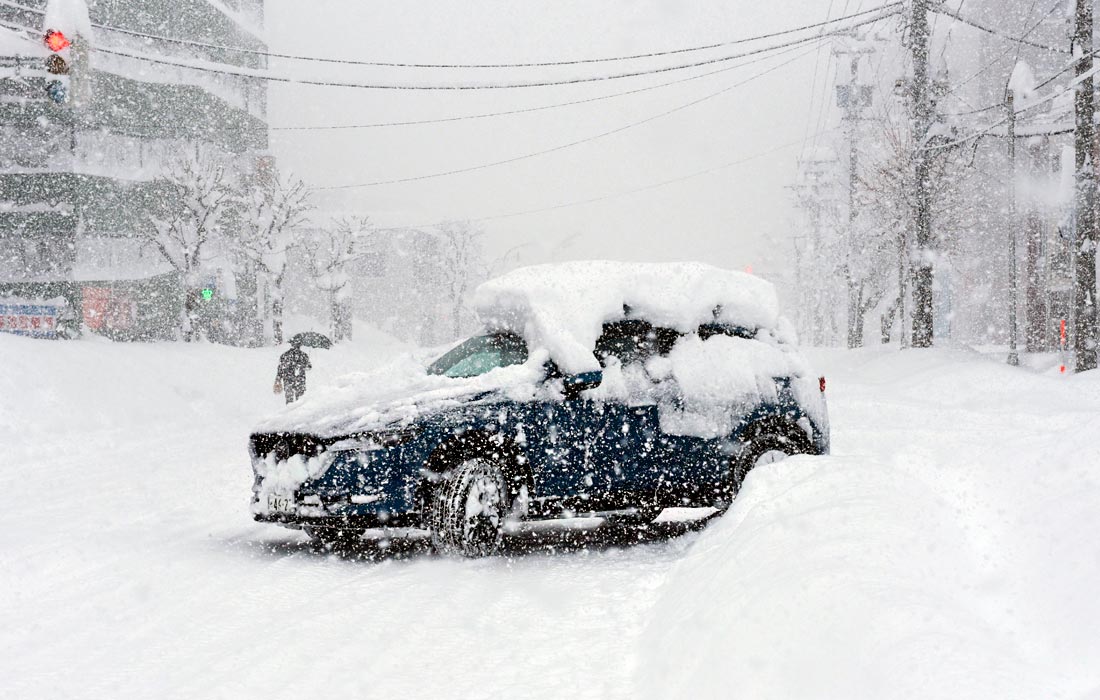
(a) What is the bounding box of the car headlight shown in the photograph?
[370,427,420,449]
[329,426,421,452]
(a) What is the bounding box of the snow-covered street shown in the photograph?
[2,335,1098,700]
[4,1,1100,698]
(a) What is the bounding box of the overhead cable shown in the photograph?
[932,5,1069,54]
[926,57,1100,152]
[85,11,899,91]
[313,44,821,189]
[939,0,1064,101]
[395,128,840,227]
[272,39,819,131]
[1,0,902,69]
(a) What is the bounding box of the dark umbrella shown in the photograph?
[288,331,333,349]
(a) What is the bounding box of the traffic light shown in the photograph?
[43,28,70,105]
[200,288,215,301]
[44,29,71,52]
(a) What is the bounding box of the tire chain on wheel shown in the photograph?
[429,458,507,557]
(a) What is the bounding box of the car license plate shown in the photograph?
[267,494,295,514]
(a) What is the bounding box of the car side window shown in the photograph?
[428,333,528,378]
[594,320,679,366]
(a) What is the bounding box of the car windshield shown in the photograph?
[427,333,529,378]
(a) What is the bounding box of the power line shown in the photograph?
[932,0,1059,119]
[927,56,1100,151]
[939,0,1063,101]
[932,4,1069,54]
[80,11,899,91]
[103,3,902,69]
[945,102,1002,117]
[314,44,822,189]
[937,0,964,64]
[942,36,1100,121]
[272,39,819,131]
[809,37,840,157]
[1,0,903,69]
[399,129,840,227]
[0,0,41,14]
[800,0,836,160]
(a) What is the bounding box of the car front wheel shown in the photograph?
[429,458,507,557]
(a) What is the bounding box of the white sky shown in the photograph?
[264,0,851,280]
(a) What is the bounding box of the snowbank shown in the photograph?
[474,261,781,375]
[640,456,1039,699]
[638,348,1100,700]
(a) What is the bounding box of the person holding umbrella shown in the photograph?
[274,332,331,404]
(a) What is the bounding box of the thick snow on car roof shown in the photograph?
[474,261,781,374]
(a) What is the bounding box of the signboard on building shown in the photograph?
[0,298,65,339]
[82,287,135,332]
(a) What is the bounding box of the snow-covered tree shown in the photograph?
[144,148,237,341]
[792,67,970,349]
[857,97,970,346]
[231,165,311,345]
[301,216,374,342]
[431,220,486,339]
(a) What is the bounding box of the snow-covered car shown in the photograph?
[249,261,829,556]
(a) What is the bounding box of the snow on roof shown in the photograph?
[474,261,781,374]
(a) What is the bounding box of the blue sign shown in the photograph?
[0,303,61,339]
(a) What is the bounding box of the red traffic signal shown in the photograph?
[44,29,71,52]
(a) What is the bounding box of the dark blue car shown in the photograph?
[250,312,829,557]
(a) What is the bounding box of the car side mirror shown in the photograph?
[562,370,602,400]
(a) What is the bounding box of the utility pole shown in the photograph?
[909,0,935,348]
[1023,137,1049,353]
[1006,88,1020,366]
[835,45,875,349]
[1073,0,1098,372]
[790,152,842,346]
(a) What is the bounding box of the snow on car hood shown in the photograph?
[254,350,549,438]
[474,260,781,375]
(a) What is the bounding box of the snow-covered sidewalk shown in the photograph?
[1,337,1097,699]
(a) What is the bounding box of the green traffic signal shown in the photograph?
[201,288,214,301]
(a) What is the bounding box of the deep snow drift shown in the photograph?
[642,348,1100,700]
[1,333,1098,700]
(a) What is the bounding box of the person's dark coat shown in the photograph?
[276,347,312,403]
